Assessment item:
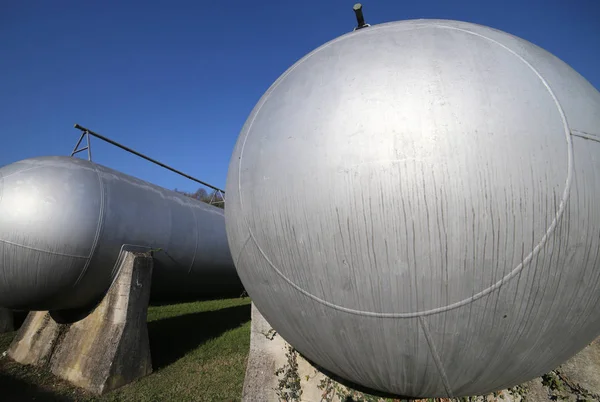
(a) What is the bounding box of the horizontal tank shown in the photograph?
[0,156,242,312]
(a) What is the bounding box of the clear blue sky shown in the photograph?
[1,0,599,194]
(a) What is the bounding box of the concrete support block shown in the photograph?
[242,303,282,401]
[7,311,60,365]
[8,251,153,395]
[0,307,14,333]
[242,303,581,402]
[242,303,339,402]
[556,338,600,399]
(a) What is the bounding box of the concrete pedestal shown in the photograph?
[555,338,600,400]
[8,251,154,395]
[242,303,360,402]
[0,308,13,333]
[242,303,600,402]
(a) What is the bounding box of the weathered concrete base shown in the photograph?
[554,338,600,401]
[8,251,154,395]
[6,311,60,366]
[0,307,14,333]
[244,303,400,401]
[242,303,286,401]
[243,303,600,401]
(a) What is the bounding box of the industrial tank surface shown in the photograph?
[0,156,241,312]
[225,19,600,398]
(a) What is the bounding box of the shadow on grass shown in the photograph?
[148,303,251,370]
[149,290,245,307]
[0,370,77,402]
[0,303,251,400]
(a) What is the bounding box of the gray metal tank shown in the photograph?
[225,19,600,398]
[0,155,242,312]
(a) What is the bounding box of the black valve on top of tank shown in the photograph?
[353,3,371,31]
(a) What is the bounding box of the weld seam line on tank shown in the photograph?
[419,316,452,397]
[187,203,200,275]
[105,250,129,296]
[235,235,252,267]
[0,238,89,258]
[0,165,47,181]
[73,163,106,286]
[571,129,600,143]
[238,24,573,318]
[104,244,154,298]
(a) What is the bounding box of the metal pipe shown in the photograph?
[73,124,225,194]
[352,3,369,30]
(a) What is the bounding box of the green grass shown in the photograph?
[0,297,252,402]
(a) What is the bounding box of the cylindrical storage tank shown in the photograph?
[0,155,241,312]
[225,19,600,398]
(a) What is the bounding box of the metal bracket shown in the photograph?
[70,129,93,161]
[208,189,225,206]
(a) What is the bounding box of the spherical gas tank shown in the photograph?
[225,19,600,398]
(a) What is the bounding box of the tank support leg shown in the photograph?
[7,251,154,395]
[0,308,13,333]
[242,303,345,401]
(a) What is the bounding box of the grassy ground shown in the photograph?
[0,297,252,402]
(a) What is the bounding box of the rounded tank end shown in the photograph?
[0,156,102,310]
